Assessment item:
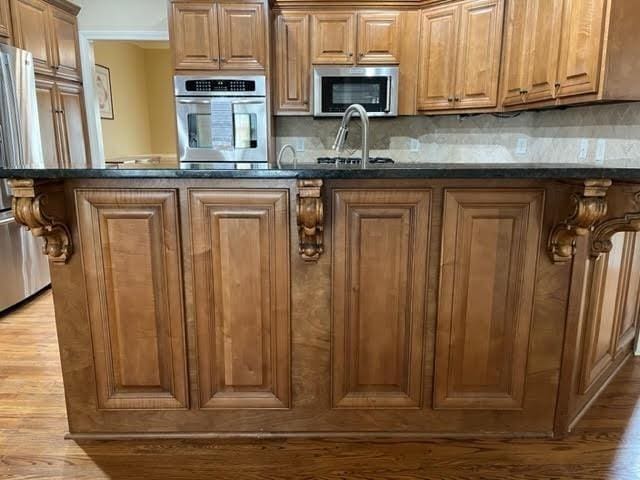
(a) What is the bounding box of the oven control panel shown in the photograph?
[185,79,256,93]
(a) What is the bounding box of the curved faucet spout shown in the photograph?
[331,104,370,169]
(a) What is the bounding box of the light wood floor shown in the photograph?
[1,290,639,479]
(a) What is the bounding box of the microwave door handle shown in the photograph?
[385,77,392,113]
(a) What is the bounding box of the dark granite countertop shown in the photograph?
[2,163,640,180]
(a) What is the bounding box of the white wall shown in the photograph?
[73,0,169,38]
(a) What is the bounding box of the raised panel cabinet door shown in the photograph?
[524,0,563,103]
[332,189,431,408]
[310,12,356,64]
[189,189,290,409]
[435,189,544,409]
[49,6,81,82]
[617,233,640,353]
[0,0,11,38]
[56,81,88,168]
[275,14,311,114]
[10,0,55,75]
[218,3,265,70]
[417,4,459,110]
[454,0,504,109]
[500,0,529,106]
[579,233,628,394]
[75,189,189,410]
[35,78,63,168]
[357,12,401,65]
[171,2,219,70]
[556,0,606,98]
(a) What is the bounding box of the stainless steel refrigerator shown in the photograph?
[0,44,50,313]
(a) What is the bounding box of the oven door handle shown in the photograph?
[177,99,213,105]
[231,100,265,106]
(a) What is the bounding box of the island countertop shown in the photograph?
[2,163,640,180]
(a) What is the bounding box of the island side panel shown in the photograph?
[50,178,577,436]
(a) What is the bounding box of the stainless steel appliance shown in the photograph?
[313,66,399,117]
[175,75,268,168]
[0,44,50,312]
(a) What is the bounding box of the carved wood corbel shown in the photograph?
[547,179,611,264]
[296,179,324,261]
[591,192,640,258]
[8,179,72,264]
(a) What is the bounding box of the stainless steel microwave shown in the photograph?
[313,66,399,117]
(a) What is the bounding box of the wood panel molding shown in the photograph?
[75,189,189,410]
[8,179,72,264]
[297,179,324,261]
[435,188,544,409]
[332,188,431,408]
[591,192,640,258]
[189,189,291,409]
[548,179,611,263]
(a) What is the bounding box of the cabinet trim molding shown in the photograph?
[8,178,72,263]
[548,179,611,263]
[297,179,324,261]
[591,192,640,258]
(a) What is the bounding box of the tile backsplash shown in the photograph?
[275,102,640,167]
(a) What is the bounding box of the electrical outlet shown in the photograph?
[595,139,606,164]
[516,137,528,156]
[410,139,420,152]
[579,139,590,160]
[295,138,305,152]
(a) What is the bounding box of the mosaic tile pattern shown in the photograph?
[275,103,640,167]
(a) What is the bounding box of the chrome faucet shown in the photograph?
[332,104,370,168]
[276,144,297,169]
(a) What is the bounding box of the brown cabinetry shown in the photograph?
[310,12,355,64]
[170,1,265,71]
[501,0,640,109]
[0,0,11,39]
[11,0,81,81]
[35,77,88,168]
[417,0,503,112]
[357,12,401,64]
[274,13,310,114]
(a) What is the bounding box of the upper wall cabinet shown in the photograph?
[417,0,504,112]
[0,0,12,39]
[310,12,355,64]
[274,13,310,114]
[501,0,640,109]
[171,1,265,71]
[11,0,81,81]
[310,11,401,65]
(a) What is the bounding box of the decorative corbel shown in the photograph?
[548,179,611,263]
[296,179,324,262]
[8,179,72,264]
[591,192,640,258]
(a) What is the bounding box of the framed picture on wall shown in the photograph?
[95,64,114,120]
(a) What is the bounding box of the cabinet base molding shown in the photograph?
[548,179,611,263]
[8,179,72,263]
[296,179,324,261]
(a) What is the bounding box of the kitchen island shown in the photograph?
[3,164,640,439]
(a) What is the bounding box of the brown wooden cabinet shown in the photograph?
[218,3,265,70]
[332,188,430,408]
[274,13,310,114]
[0,0,12,39]
[357,12,401,64]
[75,189,189,410]
[435,188,544,409]
[417,0,503,112]
[11,0,81,81]
[189,189,291,409]
[35,77,88,168]
[310,12,355,64]
[170,1,265,71]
